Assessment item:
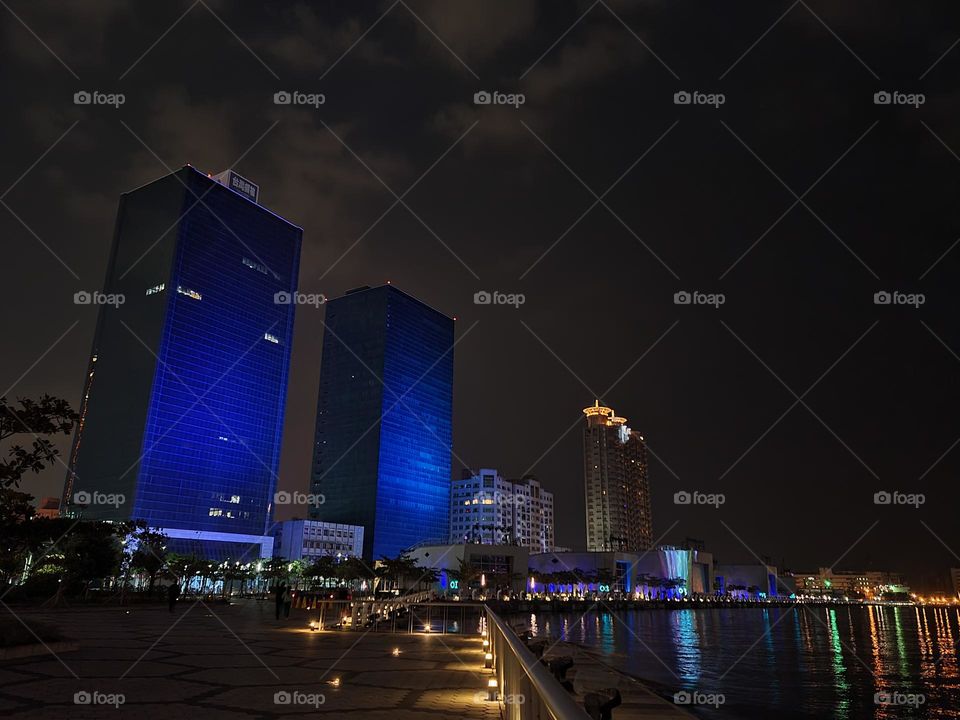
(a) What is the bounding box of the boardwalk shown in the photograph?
[0,599,501,719]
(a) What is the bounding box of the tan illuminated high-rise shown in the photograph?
[583,401,652,551]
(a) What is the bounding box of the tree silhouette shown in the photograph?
[1,395,78,488]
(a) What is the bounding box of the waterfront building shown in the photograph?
[449,468,555,552]
[714,563,780,597]
[528,547,714,597]
[952,568,960,599]
[582,401,653,552]
[62,167,301,559]
[309,284,454,560]
[273,519,364,561]
[406,543,529,595]
[793,568,908,598]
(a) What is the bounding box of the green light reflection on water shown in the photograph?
[827,608,850,718]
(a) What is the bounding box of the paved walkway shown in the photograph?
[0,599,501,719]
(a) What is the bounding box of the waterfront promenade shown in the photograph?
[0,599,500,718]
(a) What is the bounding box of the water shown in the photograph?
[526,605,960,719]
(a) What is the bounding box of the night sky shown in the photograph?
[3,1,959,587]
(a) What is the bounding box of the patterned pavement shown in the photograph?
[0,599,502,719]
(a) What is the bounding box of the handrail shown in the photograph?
[485,605,592,720]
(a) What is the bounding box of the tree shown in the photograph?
[288,559,307,590]
[338,557,376,592]
[124,523,168,596]
[34,521,123,603]
[1,395,78,488]
[449,558,479,590]
[415,567,440,591]
[377,554,418,593]
[0,488,36,583]
[304,555,338,588]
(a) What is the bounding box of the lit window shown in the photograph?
[230,495,240,503]
[145,283,165,296]
[177,285,202,300]
[209,508,223,517]
[243,257,280,281]
[264,332,280,344]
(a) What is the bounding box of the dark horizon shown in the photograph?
[3,1,960,590]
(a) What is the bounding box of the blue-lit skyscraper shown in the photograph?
[310,285,454,560]
[63,167,301,559]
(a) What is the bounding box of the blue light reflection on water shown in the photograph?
[526,606,960,719]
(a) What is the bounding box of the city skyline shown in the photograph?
[3,2,960,588]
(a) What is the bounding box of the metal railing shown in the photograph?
[485,605,592,720]
[299,598,591,718]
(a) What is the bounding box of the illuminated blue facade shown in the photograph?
[310,285,454,559]
[64,166,301,559]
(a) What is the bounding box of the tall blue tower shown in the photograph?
[63,167,301,560]
[310,285,454,559]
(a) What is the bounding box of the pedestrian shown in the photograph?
[167,582,180,613]
[282,586,292,619]
[274,582,286,620]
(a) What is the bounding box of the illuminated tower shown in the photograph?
[62,167,301,560]
[582,400,652,552]
[310,284,454,560]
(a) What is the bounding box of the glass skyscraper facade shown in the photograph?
[63,166,301,559]
[310,285,454,559]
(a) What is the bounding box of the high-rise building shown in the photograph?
[449,469,555,553]
[582,400,652,552]
[63,167,301,559]
[309,284,454,560]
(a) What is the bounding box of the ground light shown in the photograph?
[484,652,493,669]
[486,678,498,701]
[328,678,341,688]
[392,647,401,656]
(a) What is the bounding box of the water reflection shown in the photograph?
[526,605,960,719]
[672,610,701,682]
